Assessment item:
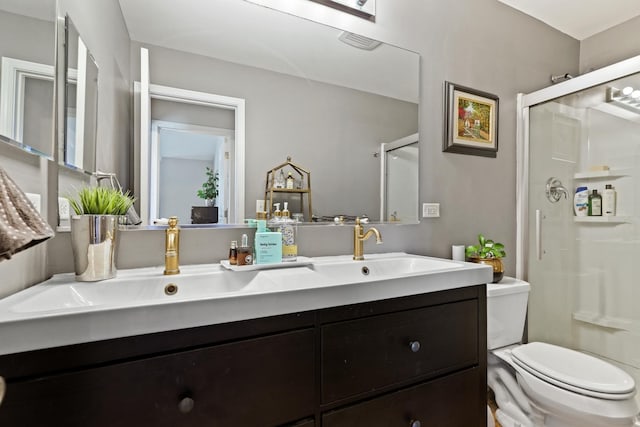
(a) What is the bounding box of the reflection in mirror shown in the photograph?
[122,0,419,225]
[137,78,245,225]
[380,133,418,223]
[0,0,55,159]
[63,15,98,173]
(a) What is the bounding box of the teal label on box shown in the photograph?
[255,232,282,264]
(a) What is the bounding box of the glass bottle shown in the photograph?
[229,240,238,265]
[275,170,286,189]
[286,172,294,189]
[237,234,253,265]
[588,189,602,216]
[279,202,297,262]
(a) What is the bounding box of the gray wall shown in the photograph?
[0,9,53,65]
[580,16,640,73]
[110,0,577,276]
[132,41,419,220]
[7,0,582,288]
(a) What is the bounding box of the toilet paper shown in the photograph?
[452,245,465,261]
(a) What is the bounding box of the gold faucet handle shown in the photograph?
[168,216,178,228]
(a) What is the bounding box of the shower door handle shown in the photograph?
[535,209,542,260]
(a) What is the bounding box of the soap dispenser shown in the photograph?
[280,202,297,262]
[269,203,282,227]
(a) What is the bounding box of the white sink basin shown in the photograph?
[310,254,463,282]
[7,265,329,314]
[0,252,492,355]
[10,270,257,314]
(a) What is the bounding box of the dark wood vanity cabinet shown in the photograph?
[0,330,315,427]
[0,285,486,426]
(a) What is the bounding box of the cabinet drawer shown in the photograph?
[0,329,315,427]
[322,367,481,427]
[321,300,478,403]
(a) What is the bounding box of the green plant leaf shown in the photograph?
[197,167,219,200]
[67,186,134,216]
[478,234,485,246]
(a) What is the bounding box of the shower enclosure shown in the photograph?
[516,55,640,385]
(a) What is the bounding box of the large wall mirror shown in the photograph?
[0,0,56,159]
[123,0,420,225]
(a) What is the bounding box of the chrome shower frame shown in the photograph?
[515,54,640,279]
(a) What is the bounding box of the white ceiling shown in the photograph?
[498,0,640,40]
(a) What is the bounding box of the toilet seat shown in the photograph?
[511,342,636,400]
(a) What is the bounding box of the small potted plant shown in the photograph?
[67,187,135,282]
[465,233,506,283]
[192,167,219,224]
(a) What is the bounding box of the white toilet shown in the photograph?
[487,277,640,427]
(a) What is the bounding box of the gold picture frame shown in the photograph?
[443,81,499,158]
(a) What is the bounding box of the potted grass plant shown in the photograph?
[67,187,134,282]
[465,233,506,283]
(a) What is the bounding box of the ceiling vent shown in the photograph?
[338,31,382,50]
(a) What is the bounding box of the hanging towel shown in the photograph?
[0,165,54,260]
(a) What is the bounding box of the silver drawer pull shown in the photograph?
[0,376,4,406]
[410,420,421,427]
[409,341,421,353]
[178,396,195,414]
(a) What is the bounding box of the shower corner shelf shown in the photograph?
[573,311,635,332]
[573,168,632,179]
[573,216,631,224]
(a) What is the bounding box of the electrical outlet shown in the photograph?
[59,197,70,220]
[25,193,41,213]
[422,203,440,218]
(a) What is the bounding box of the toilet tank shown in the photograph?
[487,277,530,350]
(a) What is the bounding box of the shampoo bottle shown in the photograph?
[603,184,616,216]
[588,189,602,216]
[574,186,588,216]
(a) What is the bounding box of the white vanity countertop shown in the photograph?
[0,253,491,355]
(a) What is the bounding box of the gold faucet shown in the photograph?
[164,216,180,275]
[353,217,382,260]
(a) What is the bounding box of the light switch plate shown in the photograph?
[422,202,440,218]
[59,197,71,221]
[25,193,41,213]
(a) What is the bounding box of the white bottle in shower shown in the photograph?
[603,184,616,216]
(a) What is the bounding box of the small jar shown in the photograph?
[237,234,253,265]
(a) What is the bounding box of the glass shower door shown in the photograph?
[527,101,581,346]
[524,72,640,384]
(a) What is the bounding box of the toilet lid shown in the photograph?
[511,342,636,399]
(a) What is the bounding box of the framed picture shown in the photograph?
[443,81,499,158]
